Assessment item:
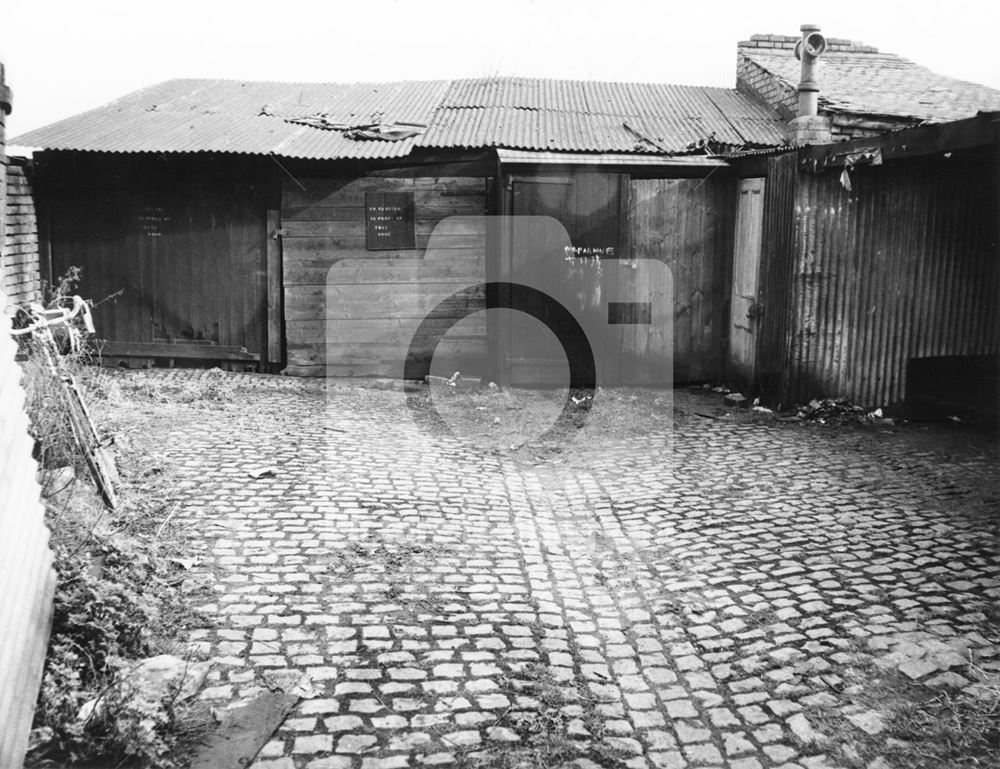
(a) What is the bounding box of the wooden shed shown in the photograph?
[15,77,787,385]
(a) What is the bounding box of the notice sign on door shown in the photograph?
[366,192,416,250]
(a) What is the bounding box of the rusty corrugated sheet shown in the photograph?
[436,79,785,151]
[14,79,451,160]
[13,77,786,158]
[757,152,1000,408]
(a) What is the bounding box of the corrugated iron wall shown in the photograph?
[756,151,1000,408]
[0,62,56,769]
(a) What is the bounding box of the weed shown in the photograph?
[26,401,208,767]
[881,668,1000,768]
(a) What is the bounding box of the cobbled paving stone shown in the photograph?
[120,371,999,768]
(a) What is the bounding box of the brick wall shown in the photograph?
[736,55,798,121]
[737,33,879,54]
[2,157,41,307]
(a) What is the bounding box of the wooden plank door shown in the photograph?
[628,177,735,384]
[508,177,577,385]
[506,174,623,385]
[729,178,765,389]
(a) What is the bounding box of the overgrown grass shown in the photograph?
[882,667,1000,768]
[17,273,210,768]
[27,455,211,767]
[797,656,1000,769]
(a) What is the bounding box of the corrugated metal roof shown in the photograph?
[495,149,728,166]
[12,76,786,158]
[741,49,1000,122]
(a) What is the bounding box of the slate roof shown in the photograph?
[11,77,787,159]
[739,35,1000,122]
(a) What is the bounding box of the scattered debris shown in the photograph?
[188,691,299,769]
[261,670,322,699]
[846,709,886,736]
[871,631,974,681]
[426,371,461,387]
[247,466,278,479]
[724,392,747,408]
[77,654,209,725]
[796,397,895,426]
[788,712,827,746]
[426,371,481,390]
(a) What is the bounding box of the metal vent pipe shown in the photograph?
[795,24,828,116]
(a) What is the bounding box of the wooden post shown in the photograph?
[495,166,512,388]
[266,209,283,367]
[484,175,500,385]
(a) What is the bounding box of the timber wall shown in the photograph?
[40,152,274,364]
[629,176,736,383]
[281,175,488,377]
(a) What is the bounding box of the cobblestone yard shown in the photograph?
[112,372,1000,769]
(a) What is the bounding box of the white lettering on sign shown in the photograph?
[138,207,170,238]
[365,192,416,249]
[563,245,615,261]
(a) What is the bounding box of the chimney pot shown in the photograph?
[796,24,827,117]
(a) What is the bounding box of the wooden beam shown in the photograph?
[800,112,1000,170]
[267,209,283,364]
[99,341,260,361]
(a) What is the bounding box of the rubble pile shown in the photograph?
[797,397,892,426]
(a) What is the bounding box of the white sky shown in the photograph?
[3,0,1000,137]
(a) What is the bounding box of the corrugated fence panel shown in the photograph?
[2,159,40,306]
[0,64,56,767]
[778,154,999,407]
[0,288,55,769]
